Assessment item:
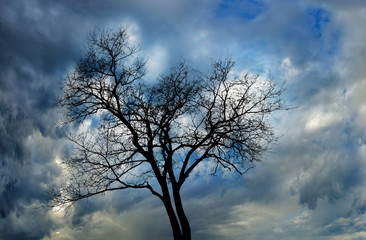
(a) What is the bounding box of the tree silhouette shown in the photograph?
[52,27,288,240]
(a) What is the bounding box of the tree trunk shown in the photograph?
[163,196,183,240]
[173,187,191,240]
[160,186,191,240]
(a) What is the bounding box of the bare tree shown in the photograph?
[52,27,288,240]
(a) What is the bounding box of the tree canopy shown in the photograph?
[52,27,288,240]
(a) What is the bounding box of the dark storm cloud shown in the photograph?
[0,0,86,239]
[0,0,85,132]
[0,103,32,216]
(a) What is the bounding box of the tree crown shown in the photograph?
[54,27,287,206]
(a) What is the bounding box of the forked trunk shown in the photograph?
[162,190,191,240]
[163,197,183,240]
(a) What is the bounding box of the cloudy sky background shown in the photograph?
[1,0,366,239]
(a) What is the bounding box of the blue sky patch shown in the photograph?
[217,0,265,20]
[306,7,331,39]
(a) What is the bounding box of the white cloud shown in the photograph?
[145,45,168,80]
[281,57,300,81]
[305,108,343,132]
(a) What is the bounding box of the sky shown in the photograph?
[1,0,366,239]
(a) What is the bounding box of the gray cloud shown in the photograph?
[0,1,83,239]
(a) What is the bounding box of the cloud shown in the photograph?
[42,193,172,240]
[0,0,81,238]
[1,0,366,239]
[144,45,168,80]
